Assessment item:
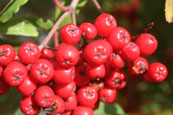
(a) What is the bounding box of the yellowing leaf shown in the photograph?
[165,0,173,23]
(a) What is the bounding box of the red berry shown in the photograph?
[0,66,3,77]
[0,45,16,66]
[65,93,77,111]
[61,111,72,115]
[73,106,94,115]
[121,42,140,61]
[18,42,40,64]
[55,44,80,67]
[136,33,158,56]
[108,27,131,51]
[0,77,10,95]
[40,48,54,58]
[34,85,55,107]
[60,24,82,44]
[77,86,98,107]
[17,74,37,96]
[55,81,76,99]
[147,63,168,82]
[79,23,97,40]
[53,65,75,85]
[95,13,117,37]
[20,96,40,115]
[3,61,27,86]
[128,56,149,75]
[75,65,90,87]
[86,64,105,80]
[109,52,125,69]
[99,87,117,103]
[30,59,54,84]
[84,40,112,64]
[105,70,126,89]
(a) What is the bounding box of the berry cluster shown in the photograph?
[0,13,168,115]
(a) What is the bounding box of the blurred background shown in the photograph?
[0,0,173,114]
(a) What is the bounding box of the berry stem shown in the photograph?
[54,31,59,47]
[53,0,69,12]
[71,10,77,25]
[91,0,104,13]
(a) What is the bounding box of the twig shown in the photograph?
[71,10,77,25]
[53,0,69,12]
[54,31,58,47]
[91,0,104,13]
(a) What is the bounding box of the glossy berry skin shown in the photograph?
[136,33,158,56]
[128,57,149,75]
[86,64,105,80]
[105,70,126,89]
[108,27,131,51]
[109,53,125,69]
[18,42,40,64]
[79,23,97,40]
[147,63,168,82]
[30,59,54,84]
[0,78,10,95]
[17,75,37,96]
[77,86,98,107]
[75,65,90,87]
[48,95,65,114]
[121,42,140,61]
[0,45,16,66]
[65,93,77,111]
[0,66,2,77]
[73,106,94,115]
[55,81,76,99]
[99,87,117,103]
[40,48,54,58]
[55,44,80,67]
[20,96,40,115]
[95,13,117,37]
[60,24,82,44]
[3,61,27,86]
[34,85,55,107]
[54,65,75,85]
[84,40,112,64]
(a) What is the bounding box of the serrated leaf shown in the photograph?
[0,17,38,37]
[0,0,29,23]
[165,0,173,23]
[94,102,125,115]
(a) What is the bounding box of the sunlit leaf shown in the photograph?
[165,0,173,23]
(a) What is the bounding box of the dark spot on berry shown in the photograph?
[113,78,122,85]
[28,47,33,52]
[14,74,21,80]
[96,77,100,81]
[109,20,114,25]
[138,64,146,72]
[97,52,102,57]
[121,35,126,40]
[0,51,5,56]
[110,53,116,60]
[40,69,45,75]
[129,43,134,46]
[65,60,70,65]
[71,28,75,32]
[101,96,107,102]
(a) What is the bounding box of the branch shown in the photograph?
[91,0,104,13]
[54,31,58,47]
[53,0,69,12]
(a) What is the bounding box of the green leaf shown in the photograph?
[59,15,72,29]
[165,0,173,23]
[0,17,38,37]
[0,0,29,23]
[94,102,125,115]
[54,1,66,21]
[76,0,88,14]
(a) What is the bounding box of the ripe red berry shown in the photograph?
[34,85,55,107]
[0,77,10,95]
[86,64,105,80]
[77,86,98,107]
[17,75,37,96]
[108,27,131,51]
[95,13,117,37]
[136,33,158,56]
[18,42,40,64]
[40,48,54,58]
[53,65,75,85]
[105,70,126,89]
[54,44,80,67]
[30,59,54,84]
[121,42,140,61]
[75,65,90,87]
[79,23,97,40]
[0,66,3,77]
[99,87,117,103]
[128,56,149,75]
[61,111,72,115]
[84,40,112,64]
[73,106,94,115]
[3,61,27,86]
[65,93,77,111]
[60,24,82,44]
[55,81,76,99]
[20,96,40,115]
[0,45,16,66]
[109,53,125,69]
[147,63,168,82]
